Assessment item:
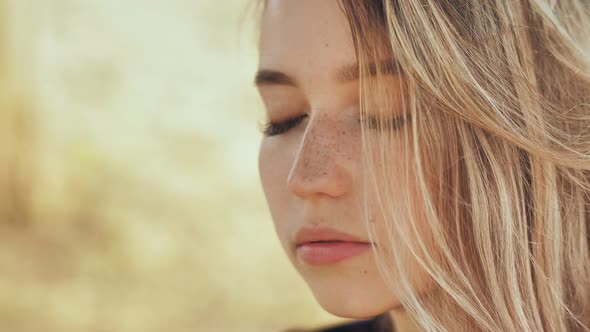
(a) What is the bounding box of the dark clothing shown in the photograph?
[285,313,395,332]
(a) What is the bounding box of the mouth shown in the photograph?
[297,240,351,246]
[293,226,374,265]
[296,240,373,265]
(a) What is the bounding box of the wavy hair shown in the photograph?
[256,1,590,331]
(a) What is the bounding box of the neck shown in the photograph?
[389,307,421,332]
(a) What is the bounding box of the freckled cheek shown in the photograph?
[331,123,363,161]
[363,145,417,235]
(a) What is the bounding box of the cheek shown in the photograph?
[365,142,434,295]
[258,138,295,240]
[258,139,286,210]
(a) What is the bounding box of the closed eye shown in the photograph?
[361,113,411,131]
[259,113,410,137]
[261,114,308,137]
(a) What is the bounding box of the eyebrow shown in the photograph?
[254,59,400,87]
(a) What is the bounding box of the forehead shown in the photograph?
[258,0,357,87]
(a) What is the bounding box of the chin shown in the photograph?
[294,255,400,319]
[309,281,400,319]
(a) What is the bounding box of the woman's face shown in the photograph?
[256,0,430,318]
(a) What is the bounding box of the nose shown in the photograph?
[286,113,353,199]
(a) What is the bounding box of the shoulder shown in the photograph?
[284,313,394,332]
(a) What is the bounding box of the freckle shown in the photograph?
[362,270,368,274]
[324,42,329,47]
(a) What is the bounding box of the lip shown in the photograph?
[296,242,373,265]
[294,226,373,265]
[295,226,368,246]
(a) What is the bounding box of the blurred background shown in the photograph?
[0,1,347,331]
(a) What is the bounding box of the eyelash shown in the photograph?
[262,114,308,136]
[261,114,410,137]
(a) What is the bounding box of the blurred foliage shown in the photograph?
[0,1,342,331]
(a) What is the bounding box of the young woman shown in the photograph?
[254,0,590,331]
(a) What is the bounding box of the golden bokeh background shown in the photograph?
[0,1,347,331]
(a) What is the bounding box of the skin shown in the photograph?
[256,1,428,331]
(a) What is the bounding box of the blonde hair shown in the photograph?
[341,0,590,331]
[257,0,590,331]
